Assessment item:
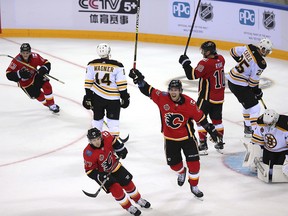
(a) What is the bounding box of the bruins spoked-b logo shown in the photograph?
[199,3,213,21]
[165,113,184,129]
[263,11,276,30]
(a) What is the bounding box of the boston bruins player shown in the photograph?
[83,43,130,137]
[226,38,272,137]
[251,109,288,182]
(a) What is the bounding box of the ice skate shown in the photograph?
[214,140,224,154]
[137,198,151,208]
[191,185,204,198]
[49,104,60,113]
[127,205,141,216]
[198,139,208,156]
[177,167,186,186]
[244,122,253,138]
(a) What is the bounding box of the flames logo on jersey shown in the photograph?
[165,113,184,129]
[101,151,113,172]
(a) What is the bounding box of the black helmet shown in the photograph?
[20,43,31,52]
[87,128,101,140]
[201,41,217,55]
[168,80,183,91]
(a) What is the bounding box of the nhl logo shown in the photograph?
[263,11,275,30]
[199,3,213,21]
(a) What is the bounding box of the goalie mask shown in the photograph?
[97,43,111,58]
[263,109,279,127]
[258,38,272,56]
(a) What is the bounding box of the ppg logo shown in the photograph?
[239,9,255,26]
[173,2,190,18]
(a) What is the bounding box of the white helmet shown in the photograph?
[96,43,111,58]
[263,109,279,126]
[258,38,273,56]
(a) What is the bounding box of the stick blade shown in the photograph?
[82,190,97,198]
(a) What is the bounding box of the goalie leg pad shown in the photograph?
[271,165,288,183]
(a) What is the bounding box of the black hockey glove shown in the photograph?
[116,147,128,159]
[38,66,49,77]
[82,95,93,110]
[252,86,263,100]
[203,123,222,143]
[120,92,130,109]
[19,68,31,79]
[129,68,145,84]
[179,55,191,67]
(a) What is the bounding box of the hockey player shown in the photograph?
[5,43,60,113]
[226,38,272,137]
[129,69,223,198]
[179,41,225,154]
[251,109,288,182]
[83,128,150,216]
[83,43,130,137]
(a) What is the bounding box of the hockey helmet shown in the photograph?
[201,41,217,55]
[263,109,279,126]
[87,127,102,140]
[168,80,183,92]
[20,43,31,52]
[258,38,272,55]
[96,43,111,58]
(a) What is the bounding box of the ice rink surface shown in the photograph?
[0,37,287,216]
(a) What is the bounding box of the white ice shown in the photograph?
[0,37,287,216]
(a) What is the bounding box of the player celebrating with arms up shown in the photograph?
[129,69,223,198]
[83,128,150,216]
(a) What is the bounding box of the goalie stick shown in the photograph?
[0,54,65,84]
[82,158,120,198]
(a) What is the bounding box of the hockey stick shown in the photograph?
[0,54,65,84]
[133,0,140,69]
[184,0,201,55]
[260,98,267,109]
[82,158,120,198]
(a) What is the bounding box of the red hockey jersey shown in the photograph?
[83,131,119,173]
[150,89,206,141]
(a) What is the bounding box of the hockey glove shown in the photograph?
[129,68,145,84]
[252,86,263,100]
[18,68,31,79]
[203,123,222,143]
[120,92,130,109]
[82,95,93,110]
[179,55,191,67]
[38,66,49,77]
[116,147,128,159]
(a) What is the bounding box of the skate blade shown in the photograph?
[199,150,208,156]
[194,195,204,201]
[216,149,224,154]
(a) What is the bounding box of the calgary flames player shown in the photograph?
[129,68,224,199]
[5,43,59,113]
[179,41,226,154]
[83,128,150,216]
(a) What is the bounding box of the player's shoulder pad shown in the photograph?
[248,44,267,70]
[276,115,288,130]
